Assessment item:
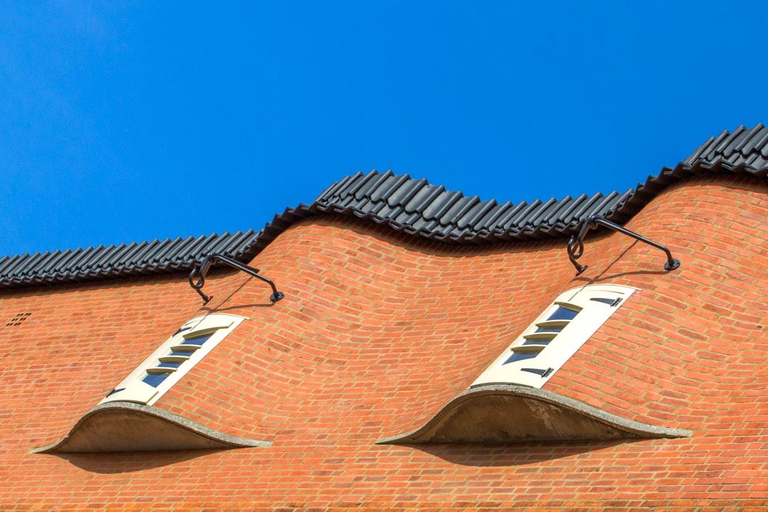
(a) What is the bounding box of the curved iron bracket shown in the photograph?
[189,253,284,305]
[566,215,680,276]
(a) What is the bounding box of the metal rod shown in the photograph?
[566,215,680,275]
[188,253,285,305]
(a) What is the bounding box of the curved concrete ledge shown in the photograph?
[33,401,271,453]
[377,384,692,444]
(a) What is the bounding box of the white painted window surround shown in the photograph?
[472,284,637,389]
[100,314,245,407]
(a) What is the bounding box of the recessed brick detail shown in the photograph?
[5,311,31,326]
[1,175,767,509]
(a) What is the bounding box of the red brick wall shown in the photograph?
[1,175,767,510]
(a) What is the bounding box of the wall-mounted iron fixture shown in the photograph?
[566,215,680,275]
[188,253,284,305]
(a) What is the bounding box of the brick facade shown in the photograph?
[1,175,767,510]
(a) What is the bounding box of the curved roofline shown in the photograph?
[2,125,767,289]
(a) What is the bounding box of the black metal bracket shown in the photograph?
[188,252,285,305]
[566,215,680,276]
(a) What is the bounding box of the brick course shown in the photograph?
[1,175,767,510]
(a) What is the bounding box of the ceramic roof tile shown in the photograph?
[440,196,480,226]
[420,190,463,220]
[404,184,445,214]
[474,201,513,232]
[457,200,497,230]
[369,174,409,202]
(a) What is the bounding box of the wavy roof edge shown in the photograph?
[2,124,768,289]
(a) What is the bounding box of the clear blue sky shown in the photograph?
[2,1,766,257]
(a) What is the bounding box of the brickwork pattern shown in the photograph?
[0,175,767,510]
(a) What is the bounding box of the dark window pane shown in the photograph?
[169,349,194,357]
[521,368,548,376]
[535,326,563,334]
[181,334,213,346]
[590,297,618,306]
[157,361,183,369]
[547,306,578,321]
[142,372,171,388]
[105,387,125,398]
[503,352,538,365]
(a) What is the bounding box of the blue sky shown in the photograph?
[2,1,767,256]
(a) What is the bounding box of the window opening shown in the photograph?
[521,367,554,377]
[181,334,213,346]
[472,284,636,389]
[142,372,172,388]
[100,314,245,406]
[503,352,538,365]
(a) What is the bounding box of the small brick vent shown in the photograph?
[6,312,32,327]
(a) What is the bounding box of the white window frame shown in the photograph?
[472,284,637,389]
[100,314,245,406]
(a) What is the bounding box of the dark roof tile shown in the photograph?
[386,178,426,207]
[474,201,513,233]
[722,125,749,157]
[529,197,559,227]
[539,196,575,226]
[355,171,392,200]
[441,196,480,226]
[332,171,364,199]
[748,127,768,154]
[735,124,764,154]
[508,199,543,229]
[421,190,463,221]
[403,184,444,214]
[369,174,409,202]
[491,201,528,232]
[458,199,497,230]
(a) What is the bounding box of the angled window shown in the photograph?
[100,314,245,406]
[472,284,636,389]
